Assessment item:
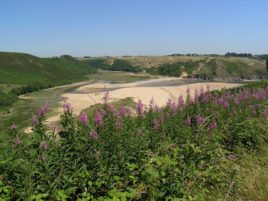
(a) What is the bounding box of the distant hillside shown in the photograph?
[0,52,96,85]
[84,56,267,80]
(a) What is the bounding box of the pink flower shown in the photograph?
[150,98,159,112]
[63,102,72,112]
[50,122,56,132]
[118,106,130,117]
[185,115,191,127]
[14,135,21,147]
[196,115,205,126]
[107,104,115,113]
[136,99,145,117]
[11,122,17,130]
[178,95,185,107]
[38,104,49,116]
[209,120,217,131]
[103,90,109,103]
[79,112,88,125]
[94,110,105,127]
[39,141,48,150]
[227,154,236,160]
[89,130,99,140]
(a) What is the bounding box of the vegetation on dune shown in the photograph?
[85,55,267,80]
[1,81,268,200]
[85,58,142,73]
[146,60,200,77]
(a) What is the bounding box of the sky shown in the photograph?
[0,0,267,57]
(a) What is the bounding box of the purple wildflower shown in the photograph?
[39,141,48,150]
[118,106,129,117]
[107,104,115,113]
[38,104,49,116]
[94,110,105,127]
[50,122,56,132]
[11,122,17,130]
[14,135,21,147]
[63,102,72,112]
[150,98,159,112]
[178,95,185,107]
[196,115,205,126]
[227,154,236,160]
[89,130,99,140]
[103,90,109,103]
[185,115,191,127]
[79,112,88,125]
[209,120,217,131]
[136,99,145,117]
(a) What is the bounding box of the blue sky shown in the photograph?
[0,0,267,57]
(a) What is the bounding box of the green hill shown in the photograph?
[0,52,96,85]
[84,56,267,80]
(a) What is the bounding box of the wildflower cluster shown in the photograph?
[1,82,268,200]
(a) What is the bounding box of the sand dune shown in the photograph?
[61,82,241,116]
[24,78,241,133]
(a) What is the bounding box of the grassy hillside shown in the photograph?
[83,56,267,79]
[0,52,96,85]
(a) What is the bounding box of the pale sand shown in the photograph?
[61,82,241,116]
[25,78,241,133]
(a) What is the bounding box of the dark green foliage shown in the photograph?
[86,58,142,72]
[0,52,97,85]
[0,90,17,108]
[146,61,199,77]
[225,52,253,58]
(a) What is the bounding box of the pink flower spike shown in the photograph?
[11,122,17,130]
[63,102,72,112]
[94,110,105,127]
[90,130,99,140]
[14,135,21,147]
[185,115,191,127]
[39,141,48,150]
[136,99,145,117]
[103,90,109,103]
[79,112,88,125]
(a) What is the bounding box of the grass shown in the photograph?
[87,70,155,83]
[83,97,135,117]
[0,52,96,85]
[233,145,268,200]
